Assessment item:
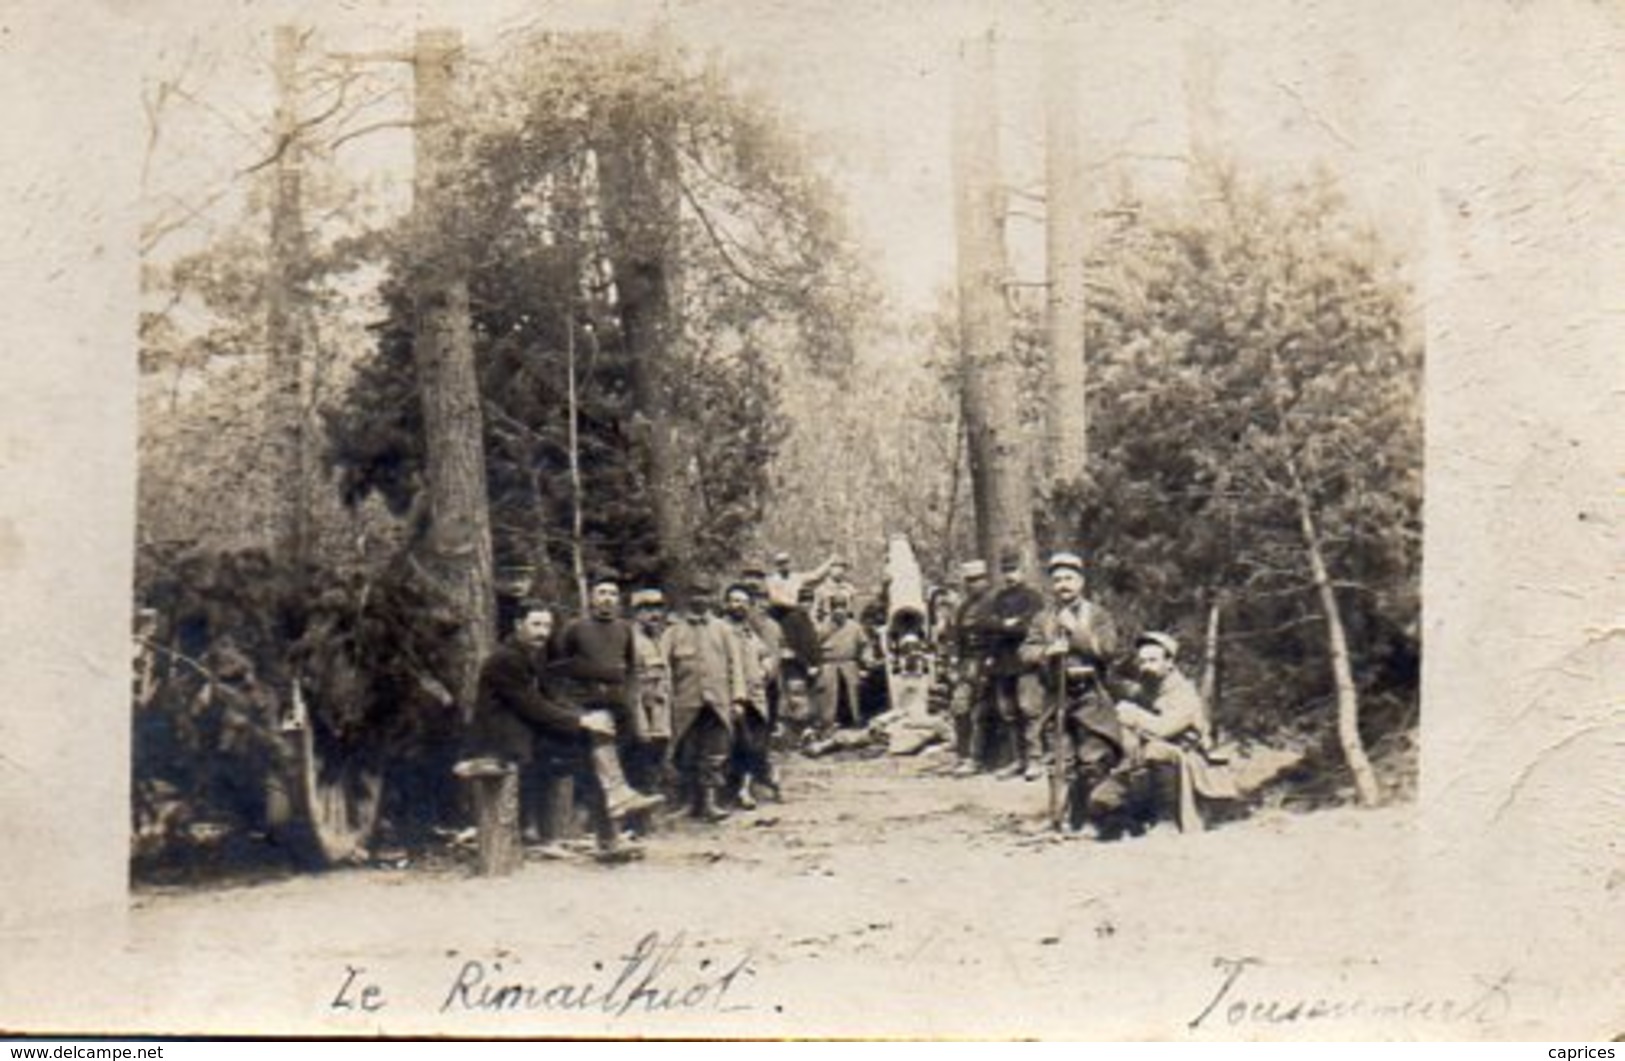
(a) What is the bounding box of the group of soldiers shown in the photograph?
[936,547,1235,836]
[464,540,1232,863]
[464,551,875,862]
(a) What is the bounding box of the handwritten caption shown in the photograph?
[1188,956,1515,1031]
[330,931,756,1019]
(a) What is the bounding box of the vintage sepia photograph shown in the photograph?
[2,0,1621,1042]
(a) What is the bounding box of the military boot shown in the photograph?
[695,785,732,824]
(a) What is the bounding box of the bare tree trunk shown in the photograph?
[952,31,1037,573]
[565,321,589,613]
[1289,460,1381,807]
[267,25,309,575]
[1200,596,1222,721]
[412,28,496,714]
[1043,30,1089,510]
[599,102,690,586]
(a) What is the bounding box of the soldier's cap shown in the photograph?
[796,584,818,602]
[998,548,1022,572]
[960,559,989,579]
[687,574,718,597]
[739,564,768,579]
[723,580,756,599]
[1136,631,1179,658]
[629,588,665,609]
[772,550,792,565]
[587,568,623,589]
[1047,551,1086,575]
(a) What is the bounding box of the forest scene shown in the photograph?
[122,2,1433,1037]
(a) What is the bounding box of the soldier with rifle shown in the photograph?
[1019,552,1128,836]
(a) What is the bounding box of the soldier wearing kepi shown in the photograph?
[814,593,873,732]
[722,581,781,808]
[983,548,1046,780]
[1116,631,1238,833]
[1020,551,1127,835]
[665,575,748,823]
[949,559,994,776]
[739,565,786,739]
[627,588,675,805]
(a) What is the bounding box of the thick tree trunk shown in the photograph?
[412,28,496,714]
[599,108,690,586]
[1043,31,1089,506]
[952,31,1037,573]
[1290,463,1382,807]
[266,25,308,574]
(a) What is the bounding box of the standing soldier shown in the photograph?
[983,548,1046,780]
[628,588,675,805]
[550,572,662,826]
[723,582,780,808]
[814,593,873,732]
[665,576,747,823]
[739,565,786,739]
[949,559,994,776]
[774,584,824,740]
[1020,552,1126,835]
[813,557,858,623]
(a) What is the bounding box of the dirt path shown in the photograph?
[75,747,1491,1037]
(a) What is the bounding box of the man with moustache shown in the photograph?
[738,565,787,738]
[551,572,664,832]
[1019,552,1128,836]
[983,548,1046,780]
[468,601,640,861]
[722,581,781,808]
[665,575,748,823]
[1116,631,1239,832]
[627,587,676,806]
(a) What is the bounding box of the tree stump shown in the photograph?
[455,758,520,877]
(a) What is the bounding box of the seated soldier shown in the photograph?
[1116,631,1238,833]
[465,602,658,862]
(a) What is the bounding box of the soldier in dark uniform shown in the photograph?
[949,559,994,776]
[774,584,824,739]
[1019,552,1127,835]
[982,548,1046,780]
[550,572,663,830]
[468,601,647,860]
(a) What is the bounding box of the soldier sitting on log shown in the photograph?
[464,601,658,863]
